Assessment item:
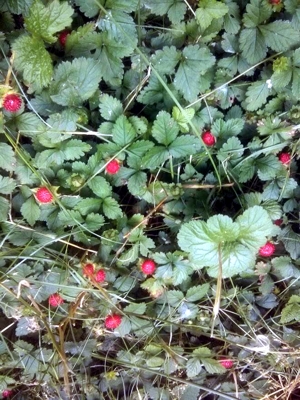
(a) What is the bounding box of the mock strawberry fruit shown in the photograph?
[105,160,120,175]
[83,263,95,277]
[141,259,156,275]
[48,293,64,307]
[202,131,216,146]
[58,30,70,46]
[278,152,291,165]
[105,314,122,329]
[219,359,234,369]
[2,390,13,398]
[2,93,22,112]
[35,187,54,203]
[259,242,275,257]
[95,269,106,282]
[274,219,283,226]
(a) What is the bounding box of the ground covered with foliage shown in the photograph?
[0,0,300,399]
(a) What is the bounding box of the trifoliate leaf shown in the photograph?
[0,176,16,194]
[112,115,136,146]
[102,197,123,219]
[84,213,105,231]
[260,22,299,53]
[242,0,272,28]
[12,35,53,90]
[195,0,229,31]
[239,28,266,64]
[60,139,91,161]
[20,197,41,226]
[50,58,102,106]
[88,177,112,199]
[152,46,180,75]
[174,45,215,102]
[99,94,123,121]
[25,0,73,43]
[0,143,16,172]
[142,147,170,169]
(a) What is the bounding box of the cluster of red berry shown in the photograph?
[83,263,106,283]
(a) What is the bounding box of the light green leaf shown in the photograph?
[186,357,202,378]
[280,295,300,324]
[50,58,102,106]
[152,111,179,145]
[202,358,226,374]
[112,115,136,146]
[0,143,16,172]
[124,303,146,315]
[88,176,112,199]
[207,215,240,243]
[237,206,273,250]
[172,106,195,132]
[0,176,16,194]
[25,0,73,43]
[20,197,41,226]
[174,45,215,101]
[102,197,123,219]
[245,80,270,111]
[99,94,123,121]
[186,284,210,302]
[196,0,229,31]
[12,35,53,90]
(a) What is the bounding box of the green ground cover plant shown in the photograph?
[0,0,300,398]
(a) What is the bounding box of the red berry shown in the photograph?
[35,187,53,203]
[83,263,95,277]
[2,93,22,112]
[104,314,122,329]
[278,152,291,165]
[105,160,120,175]
[274,219,283,226]
[59,30,70,46]
[219,359,234,369]
[2,390,13,398]
[269,0,281,4]
[94,269,106,282]
[202,131,216,146]
[141,259,156,275]
[259,242,275,257]
[48,293,64,307]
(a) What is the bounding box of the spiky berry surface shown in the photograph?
[219,359,234,369]
[141,259,156,275]
[278,152,291,165]
[95,269,106,282]
[105,314,122,329]
[83,263,94,277]
[2,93,22,112]
[48,293,64,307]
[36,187,53,203]
[105,160,120,174]
[274,219,283,226]
[259,242,275,257]
[202,131,216,146]
[59,30,70,46]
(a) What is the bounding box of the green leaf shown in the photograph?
[74,198,101,215]
[12,35,53,90]
[260,21,299,53]
[148,0,187,24]
[0,197,9,222]
[172,106,195,132]
[3,0,34,14]
[280,295,300,324]
[186,358,202,378]
[272,256,300,279]
[186,284,210,302]
[102,197,123,219]
[60,139,91,161]
[124,302,146,315]
[0,143,16,172]
[239,28,266,64]
[0,176,16,194]
[99,94,123,121]
[142,147,170,169]
[256,155,281,180]
[242,0,272,28]
[169,135,200,158]
[279,227,300,260]
[152,46,180,75]
[20,197,41,226]
[212,118,244,139]
[112,115,136,146]
[98,10,137,45]
[196,0,229,31]
[50,58,102,106]
[25,0,73,43]
[202,358,226,374]
[245,81,271,111]
[217,137,244,163]
[73,0,99,18]
[137,75,167,105]
[237,206,273,250]
[174,45,215,101]
[88,176,112,199]
[58,209,84,226]
[152,111,179,146]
